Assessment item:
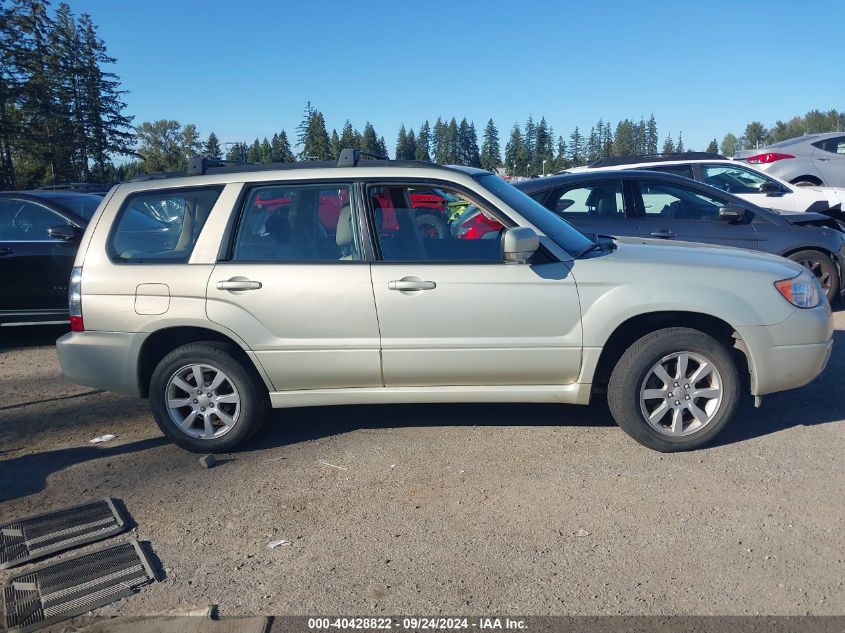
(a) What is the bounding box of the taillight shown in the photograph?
[69,266,84,332]
[745,152,795,164]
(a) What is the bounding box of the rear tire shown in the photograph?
[607,327,741,452]
[149,342,270,453]
[787,249,839,303]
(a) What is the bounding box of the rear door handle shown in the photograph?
[388,278,436,291]
[0,247,13,256]
[650,230,677,239]
[216,279,262,290]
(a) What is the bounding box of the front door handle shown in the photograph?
[216,278,262,291]
[388,278,436,291]
[650,230,677,239]
[0,247,13,256]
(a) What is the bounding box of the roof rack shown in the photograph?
[128,148,444,182]
[588,152,725,168]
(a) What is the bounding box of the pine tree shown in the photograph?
[377,135,387,157]
[225,141,247,163]
[554,136,567,172]
[534,116,553,174]
[339,120,357,151]
[432,117,447,163]
[568,126,584,165]
[360,121,379,155]
[260,137,272,163]
[662,134,675,154]
[613,119,635,156]
[706,138,719,154]
[77,12,133,181]
[602,121,613,158]
[456,118,471,165]
[415,120,431,161]
[443,118,457,164]
[0,0,20,187]
[741,121,766,149]
[405,129,416,162]
[275,130,294,162]
[295,100,314,159]
[204,132,222,159]
[504,123,527,176]
[480,118,501,171]
[646,114,658,154]
[247,138,261,163]
[586,126,599,163]
[395,124,408,160]
[675,131,684,153]
[303,111,330,160]
[330,128,340,159]
[49,3,84,178]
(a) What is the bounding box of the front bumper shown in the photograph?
[56,331,148,397]
[737,303,833,396]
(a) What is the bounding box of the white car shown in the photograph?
[566,153,844,215]
[734,133,845,188]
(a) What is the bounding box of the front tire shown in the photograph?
[607,328,741,452]
[149,342,270,452]
[787,249,839,303]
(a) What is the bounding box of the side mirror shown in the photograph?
[48,225,79,241]
[718,204,746,222]
[502,227,539,264]
[556,198,575,213]
[760,181,781,196]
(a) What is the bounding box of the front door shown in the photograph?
[0,198,78,320]
[633,179,759,250]
[366,183,582,387]
[206,182,382,391]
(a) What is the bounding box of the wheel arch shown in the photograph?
[589,311,750,398]
[790,175,823,186]
[137,325,270,398]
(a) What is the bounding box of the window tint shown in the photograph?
[639,181,726,221]
[701,164,780,194]
[232,184,360,262]
[647,164,695,179]
[109,187,221,262]
[0,199,65,241]
[50,194,103,220]
[370,185,505,262]
[551,181,625,220]
[813,136,845,155]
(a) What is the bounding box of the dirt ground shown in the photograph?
[1,315,844,618]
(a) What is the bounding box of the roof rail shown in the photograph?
[588,152,725,168]
[187,156,251,176]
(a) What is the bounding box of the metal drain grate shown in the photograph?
[3,539,156,633]
[0,498,127,570]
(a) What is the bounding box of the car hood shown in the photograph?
[606,235,802,278]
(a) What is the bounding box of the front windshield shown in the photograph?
[476,174,595,256]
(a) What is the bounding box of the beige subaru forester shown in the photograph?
[57,151,833,453]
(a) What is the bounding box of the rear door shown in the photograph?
[632,179,759,249]
[0,198,78,320]
[535,179,638,238]
[206,181,382,392]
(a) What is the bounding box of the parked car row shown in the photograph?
[734,132,845,188]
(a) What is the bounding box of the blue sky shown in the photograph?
[69,0,845,154]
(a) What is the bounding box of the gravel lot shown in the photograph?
[1,315,844,618]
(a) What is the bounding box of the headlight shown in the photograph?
[774,269,822,308]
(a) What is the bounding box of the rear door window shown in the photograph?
[109,186,222,262]
[231,183,360,262]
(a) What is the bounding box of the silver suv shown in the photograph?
[57,151,833,453]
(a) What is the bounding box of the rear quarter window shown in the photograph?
[108,186,222,263]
